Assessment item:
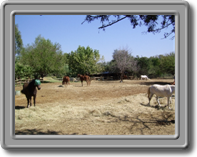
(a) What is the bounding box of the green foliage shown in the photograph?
[93,51,175,79]
[14,26,174,79]
[15,25,23,55]
[20,35,65,78]
[68,46,103,76]
[15,61,34,79]
[148,57,162,77]
[159,52,175,76]
[134,52,175,78]
[135,56,151,75]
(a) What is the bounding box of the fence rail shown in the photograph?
[15,79,30,86]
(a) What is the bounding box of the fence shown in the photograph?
[15,78,30,86]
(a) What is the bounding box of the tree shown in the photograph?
[112,48,137,82]
[160,52,175,76]
[135,56,151,75]
[20,35,65,79]
[148,57,162,77]
[15,62,34,80]
[68,46,103,76]
[15,24,23,55]
[82,15,175,39]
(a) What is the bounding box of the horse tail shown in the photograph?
[147,87,152,105]
[147,87,150,98]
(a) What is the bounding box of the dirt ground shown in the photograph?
[15,78,175,135]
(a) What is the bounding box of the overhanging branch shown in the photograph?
[98,16,127,29]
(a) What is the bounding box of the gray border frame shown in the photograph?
[1,0,189,149]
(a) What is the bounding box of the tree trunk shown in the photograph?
[120,72,124,83]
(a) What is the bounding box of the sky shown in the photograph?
[15,15,175,62]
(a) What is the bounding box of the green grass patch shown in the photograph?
[42,77,62,83]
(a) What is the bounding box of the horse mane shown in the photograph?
[21,79,36,94]
[28,79,36,90]
[28,79,36,86]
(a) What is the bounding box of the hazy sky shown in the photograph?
[15,15,175,62]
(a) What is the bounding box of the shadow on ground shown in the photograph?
[15,129,88,135]
[15,106,25,110]
[140,81,172,86]
[139,103,170,111]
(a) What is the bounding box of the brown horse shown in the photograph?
[62,76,70,86]
[21,79,41,108]
[123,75,128,79]
[171,81,175,85]
[77,74,91,86]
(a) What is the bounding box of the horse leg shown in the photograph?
[148,93,153,105]
[33,95,36,107]
[156,96,160,106]
[167,97,171,109]
[26,97,30,108]
[30,96,32,107]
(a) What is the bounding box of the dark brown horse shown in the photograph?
[62,76,70,86]
[77,74,91,86]
[21,79,41,108]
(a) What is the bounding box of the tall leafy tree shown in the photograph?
[68,46,102,76]
[15,63,34,80]
[159,52,175,76]
[148,56,162,77]
[21,35,65,79]
[135,56,151,75]
[15,24,23,55]
[82,15,175,39]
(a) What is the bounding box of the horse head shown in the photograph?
[34,79,41,90]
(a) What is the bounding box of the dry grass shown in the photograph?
[15,78,175,135]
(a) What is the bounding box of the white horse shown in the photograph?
[147,84,175,109]
[141,75,150,80]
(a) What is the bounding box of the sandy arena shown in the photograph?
[15,79,175,135]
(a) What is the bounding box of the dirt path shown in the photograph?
[15,79,175,135]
